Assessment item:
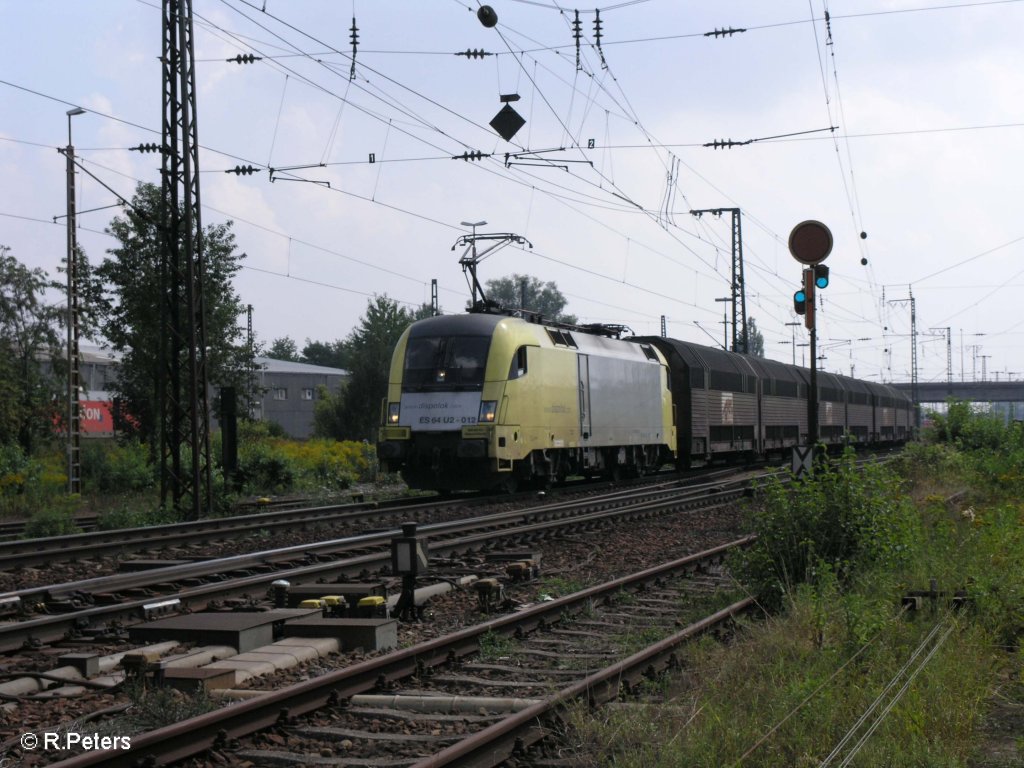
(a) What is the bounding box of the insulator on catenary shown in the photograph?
[229,53,260,64]
[226,165,259,175]
[131,143,164,154]
[704,27,746,38]
[349,18,359,81]
[703,138,751,150]
[452,151,486,162]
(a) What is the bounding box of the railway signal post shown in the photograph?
[788,220,833,475]
[391,522,429,621]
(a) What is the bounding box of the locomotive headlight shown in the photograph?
[479,400,497,423]
[387,402,401,424]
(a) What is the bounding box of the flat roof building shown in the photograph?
[251,357,349,439]
[74,347,349,440]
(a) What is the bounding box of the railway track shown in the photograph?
[0,466,749,573]
[0,454,896,657]
[0,496,317,543]
[39,537,756,768]
[0,494,444,571]
[0,474,752,653]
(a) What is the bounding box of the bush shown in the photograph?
[0,445,67,519]
[235,443,296,493]
[924,399,1021,452]
[81,440,154,493]
[95,497,176,530]
[276,439,375,490]
[217,421,377,496]
[22,496,81,538]
[917,404,1024,501]
[0,443,31,493]
[733,449,919,610]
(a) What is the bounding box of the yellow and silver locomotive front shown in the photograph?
[377,313,518,490]
[379,312,674,491]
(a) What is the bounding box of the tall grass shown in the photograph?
[2,422,384,526]
[562,434,1024,767]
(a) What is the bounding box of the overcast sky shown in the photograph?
[3,0,1023,386]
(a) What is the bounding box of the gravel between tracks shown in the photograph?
[1,499,747,767]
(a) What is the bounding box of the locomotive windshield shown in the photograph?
[403,335,490,391]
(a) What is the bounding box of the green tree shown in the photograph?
[736,316,765,356]
[302,338,349,369]
[90,183,253,446]
[483,274,576,324]
[267,336,300,362]
[0,246,65,454]
[314,297,431,441]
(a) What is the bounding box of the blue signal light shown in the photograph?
[814,264,829,289]
[795,290,806,302]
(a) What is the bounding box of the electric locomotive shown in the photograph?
[379,307,914,491]
[377,312,675,491]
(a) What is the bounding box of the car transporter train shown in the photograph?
[377,309,913,492]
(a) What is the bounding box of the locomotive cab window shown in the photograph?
[403,335,490,390]
[508,346,529,380]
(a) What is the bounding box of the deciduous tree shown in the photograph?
[302,339,349,370]
[267,337,300,362]
[483,274,576,324]
[89,183,253,446]
[0,246,64,454]
[737,316,765,357]
[314,297,431,441]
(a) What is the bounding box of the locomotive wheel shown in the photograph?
[532,475,553,491]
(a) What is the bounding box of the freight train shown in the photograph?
[377,310,913,492]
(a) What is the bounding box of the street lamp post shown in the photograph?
[460,220,487,238]
[65,107,86,495]
[714,297,732,350]
[784,321,800,365]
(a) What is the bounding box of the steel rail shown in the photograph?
[0,482,749,652]
[410,596,757,768]
[44,536,755,768]
[0,495,444,571]
[1,475,745,604]
[0,464,753,570]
